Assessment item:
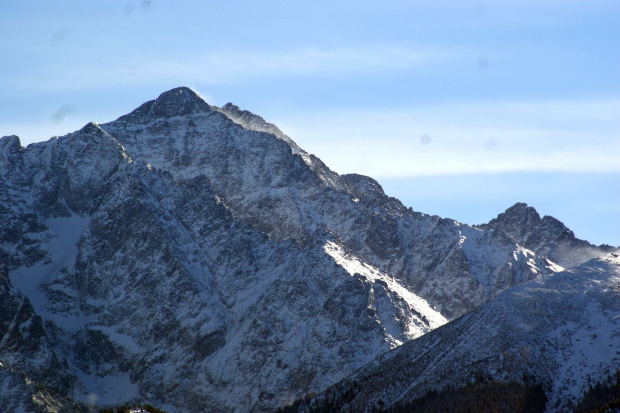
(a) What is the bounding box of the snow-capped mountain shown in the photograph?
[0,87,599,411]
[2,120,444,412]
[99,87,561,320]
[293,254,620,412]
[477,202,617,268]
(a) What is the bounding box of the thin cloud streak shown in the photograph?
[277,99,620,177]
[0,45,451,95]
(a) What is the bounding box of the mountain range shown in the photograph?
[0,87,617,412]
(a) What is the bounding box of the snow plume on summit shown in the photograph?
[0,87,606,412]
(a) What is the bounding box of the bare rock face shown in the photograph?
[0,87,595,412]
[477,202,618,268]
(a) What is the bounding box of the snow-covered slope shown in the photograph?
[298,254,620,412]
[0,86,597,412]
[0,261,83,412]
[478,202,618,268]
[0,114,445,412]
[101,87,560,320]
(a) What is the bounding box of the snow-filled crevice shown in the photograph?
[323,240,447,344]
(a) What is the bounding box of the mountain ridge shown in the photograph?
[0,86,613,412]
[100,88,563,319]
[287,253,620,412]
[1,111,447,411]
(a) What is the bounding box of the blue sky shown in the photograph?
[1,1,619,246]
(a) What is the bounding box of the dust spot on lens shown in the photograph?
[420,134,431,145]
[52,105,74,123]
[123,3,135,15]
[484,138,497,151]
[475,5,487,16]
[51,29,68,46]
[477,56,488,71]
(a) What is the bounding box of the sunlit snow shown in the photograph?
[323,240,447,343]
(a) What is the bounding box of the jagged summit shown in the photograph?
[482,202,547,238]
[155,86,210,111]
[341,174,386,199]
[221,102,241,111]
[0,135,21,154]
[0,134,20,144]
[77,121,107,136]
[115,86,212,123]
[478,202,617,267]
[159,86,205,103]
[491,202,587,244]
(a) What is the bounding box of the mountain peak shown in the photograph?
[478,202,542,240]
[1,135,21,152]
[504,202,538,216]
[2,87,616,412]
[478,202,615,267]
[151,86,212,116]
[341,173,386,199]
[221,102,240,111]
[116,86,211,123]
[79,121,104,135]
[157,86,204,104]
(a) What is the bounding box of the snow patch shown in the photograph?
[10,215,91,331]
[323,240,447,341]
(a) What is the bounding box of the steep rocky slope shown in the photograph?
[0,265,81,413]
[0,87,596,412]
[101,87,560,319]
[294,254,620,412]
[1,114,445,412]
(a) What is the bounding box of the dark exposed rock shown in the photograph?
[116,87,212,124]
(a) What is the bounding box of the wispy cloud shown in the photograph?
[276,99,620,177]
[0,45,450,95]
[136,45,445,84]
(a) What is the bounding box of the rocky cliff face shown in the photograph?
[477,202,617,268]
[0,265,80,413]
[0,102,445,412]
[297,254,620,412]
[0,87,593,412]
[101,87,560,320]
